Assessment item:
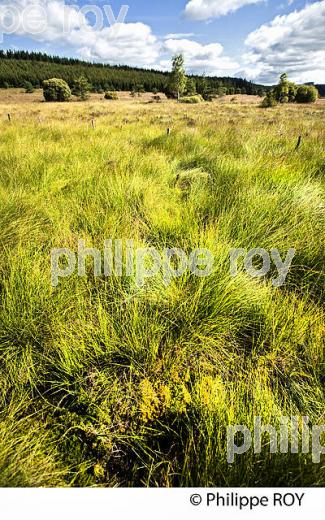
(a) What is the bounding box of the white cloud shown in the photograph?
[0,1,160,66]
[165,32,195,39]
[161,38,239,75]
[184,0,264,21]
[243,0,325,84]
[72,23,160,66]
[0,1,239,74]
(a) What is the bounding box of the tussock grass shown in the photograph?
[0,97,324,486]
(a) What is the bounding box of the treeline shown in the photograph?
[0,50,264,95]
[316,84,325,97]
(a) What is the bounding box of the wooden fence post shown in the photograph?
[295,135,302,150]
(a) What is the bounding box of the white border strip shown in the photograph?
[0,488,324,519]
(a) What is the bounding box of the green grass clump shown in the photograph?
[0,98,324,486]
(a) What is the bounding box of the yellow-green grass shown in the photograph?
[0,93,324,486]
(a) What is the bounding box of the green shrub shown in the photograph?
[43,78,71,102]
[202,90,216,102]
[130,84,145,97]
[72,75,91,100]
[265,74,318,105]
[260,93,277,108]
[24,81,34,94]
[179,95,204,104]
[104,91,118,100]
[186,78,197,96]
[295,85,318,104]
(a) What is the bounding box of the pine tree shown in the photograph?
[72,76,91,100]
[186,77,197,96]
[24,81,34,93]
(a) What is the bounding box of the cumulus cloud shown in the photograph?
[73,23,160,66]
[0,0,160,66]
[184,0,264,21]
[0,0,239,74]
[161,38,239,75]
[243,0,325,84]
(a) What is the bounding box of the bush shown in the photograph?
[179,95,204,104]
[43,78,71,102]
[266,74,318,105]
[186,78,197,96]
[104,91,118,100]
[295,85,318,104]
[202,91,216,102]
[260,93,277,108]
[130,85,145,97]
[24,81,34,94]
[272,74,297,103]
[72,76,91,100]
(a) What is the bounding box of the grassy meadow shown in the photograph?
[0,91,324,486]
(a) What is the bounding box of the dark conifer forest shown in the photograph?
[0,50,265,95]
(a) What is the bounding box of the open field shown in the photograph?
[2,88,325,107]
[0,90,324,486]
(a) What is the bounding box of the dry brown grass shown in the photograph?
[1,87,324,115]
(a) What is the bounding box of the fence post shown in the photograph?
[295,135,302,150]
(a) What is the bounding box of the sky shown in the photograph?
[0,0,325,84]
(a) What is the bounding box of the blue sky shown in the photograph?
[1,0,325,84]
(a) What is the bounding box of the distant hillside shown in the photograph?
[0,50,265,96]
